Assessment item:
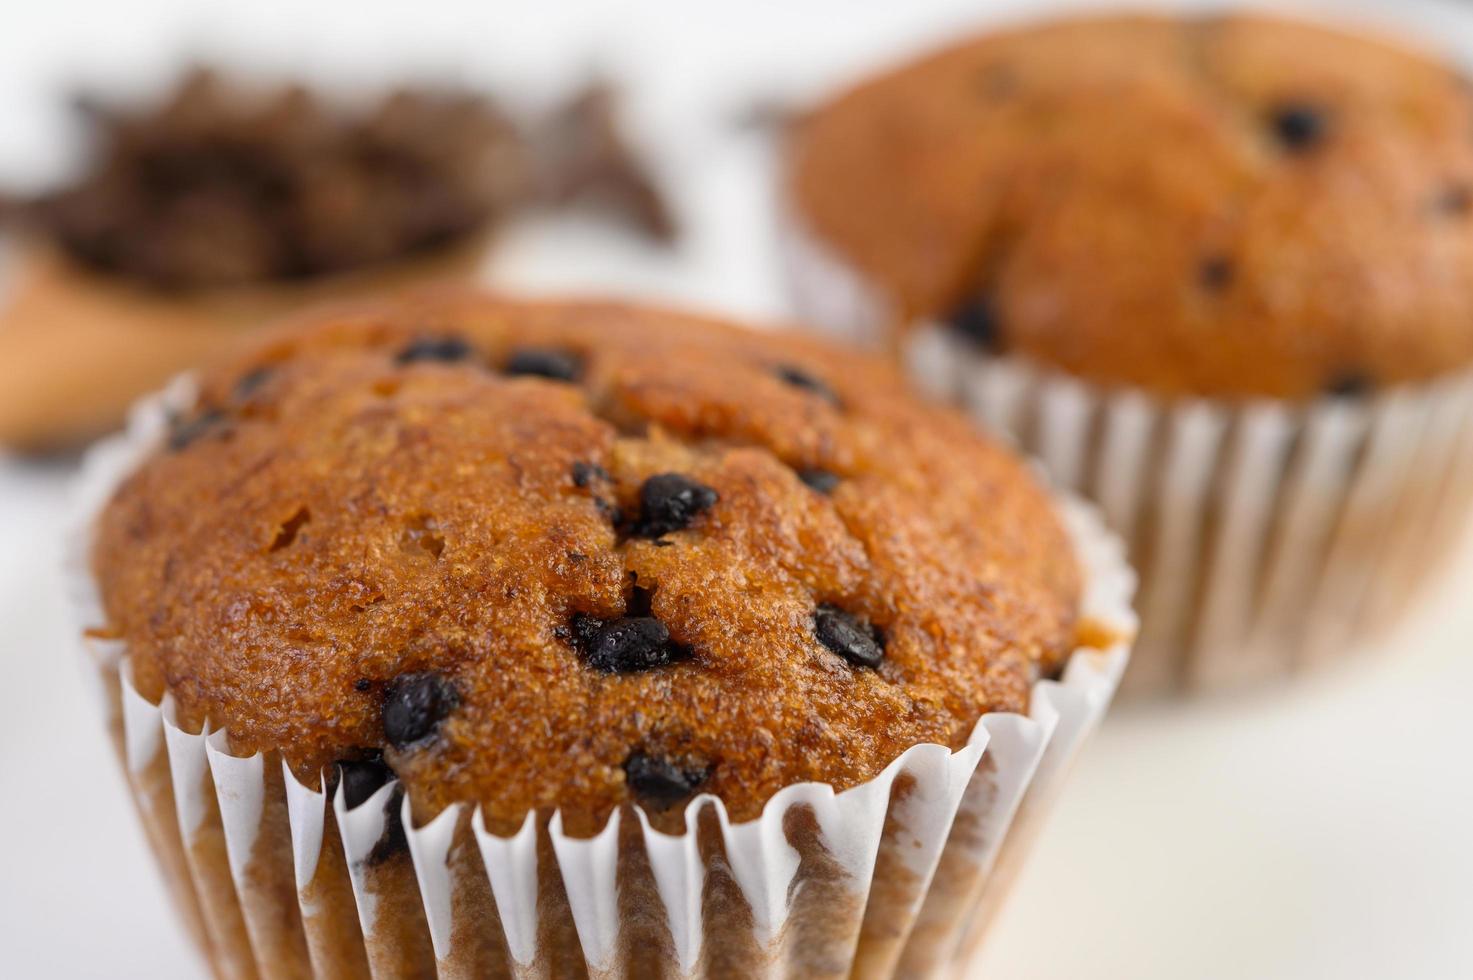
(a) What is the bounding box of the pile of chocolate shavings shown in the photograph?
[534,83,676,242]
[2,69,675,292]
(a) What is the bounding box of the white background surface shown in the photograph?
[2,1,1472,977]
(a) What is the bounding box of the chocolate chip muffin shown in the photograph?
[788,11,1473,399]
[785,10,1473,698]
[90,295,1084,835]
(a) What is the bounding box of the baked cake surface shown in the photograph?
[93,295,1080,832]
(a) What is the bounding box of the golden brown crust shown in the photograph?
[92,295,1079,833]
[789,12,1473,399]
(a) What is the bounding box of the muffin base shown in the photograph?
[69,381,1135,978]
[782,210,1473,699]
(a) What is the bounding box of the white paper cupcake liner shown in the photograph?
[782,209,1473,699]
[66,381,1136,979]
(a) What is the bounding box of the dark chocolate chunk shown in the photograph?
[570,613,605,651]
[580,616,680,673]
[814,604,885,669]
[1270,103,1328,152]
[1325,371,1374,399]
[624,752,710,810]
[21,70,522,290]
[774,365,840,406]
[168,408,228,451]
[978,64,1019,100]
[633,473,718,538]
[338,752,393,810]
[1199,256,1234,291]
[232,366,275,401]
[797,468,841,494]
[947,296,1003,352]
[1434,184,1472,216]
[394,336,474,365]
[571,461,611,488]
[539,82,677,242]
[382,672,460,749]
[506,347,583,382]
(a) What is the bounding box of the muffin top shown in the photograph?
[789,12,1473,399]
[91,296,1081,833]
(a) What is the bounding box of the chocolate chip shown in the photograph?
[1433,184,1472,216]
[798,469,840,494]
[354,678,374,693]
[575,615,681,673]
[978,65,1019,100]
[947,297,1003,352]
[572,461,611,488]
[774,365,840,406]
[232,366,275,401]
[338,752,393,810]
[814,604,885,669]
[394,336,473,365]
[569,612,604,649]
[574,462,619,521]
[1325,371,1373,399]
[624,752,710,810]
[1199,256,1234,291]
[505,347,583,382]
[633,473,718,538]
[1269,103,1327,152]
[382,672,459,749]
[168,408,228,451]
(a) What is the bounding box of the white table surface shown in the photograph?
[2,1,1472,977]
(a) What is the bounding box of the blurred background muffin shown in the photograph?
[783,10,1473,696]
[0,68,672,452]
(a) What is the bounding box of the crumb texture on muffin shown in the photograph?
[790,13,1473,398]
[92,296,1079,832]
